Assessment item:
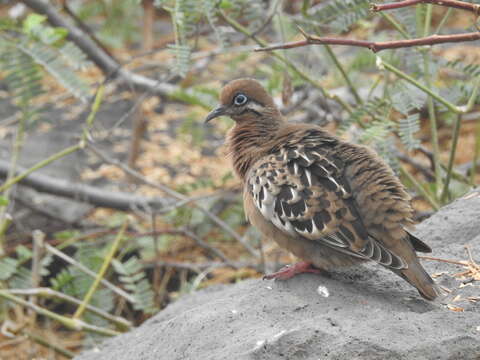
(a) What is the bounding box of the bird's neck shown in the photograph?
[227,116,284,180]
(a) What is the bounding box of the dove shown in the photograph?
[206,78,439,300]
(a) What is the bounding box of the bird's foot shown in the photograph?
[263,261,321,280]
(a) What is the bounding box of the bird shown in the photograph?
[205,78,439,300]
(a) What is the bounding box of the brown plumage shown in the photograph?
[205,78,439,300]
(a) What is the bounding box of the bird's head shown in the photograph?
[205,78,280,123]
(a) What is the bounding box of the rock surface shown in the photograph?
[76,190,480,360]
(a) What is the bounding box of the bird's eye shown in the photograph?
[233,93,248,106]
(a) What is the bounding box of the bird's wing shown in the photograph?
[247,140,407,270]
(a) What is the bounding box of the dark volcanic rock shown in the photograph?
[76,190,480,360]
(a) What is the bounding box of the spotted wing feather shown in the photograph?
[247,141,406,270]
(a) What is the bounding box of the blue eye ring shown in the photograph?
[233,93,248,106]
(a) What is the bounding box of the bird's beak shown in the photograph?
[205,105,226,123]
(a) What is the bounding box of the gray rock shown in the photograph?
[76,190,480,360]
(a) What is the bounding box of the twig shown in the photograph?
[400,165,440,209]
[440,114,462,202]
[8,288,131,330]
[73,219,129,320]
[35,232,136,303]
[371,0,480,14]
[465,245,478,267]
[22,329,75,359]
[418,255,468,266]
[255,31,480,54]
[379,12,410,39]
[472,113,480,185]
[257,0,480,54]
[251,0,281,37]
[61,0,115,59]
[0,291,119,337]
[435,8,453,34]
[380,59,460,113]
[420,246,479,282]
[30,231,44,322]
[86,142,260,258]
[180,228,237,268]
[422,5,443,198]
[322,39,363,104]
[441,78,480,199]
[397,152,435,181]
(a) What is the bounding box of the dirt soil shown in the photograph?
[75,189,480,360]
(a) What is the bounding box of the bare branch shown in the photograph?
[371,0,480,14]
[255,31,480,53]
[0,160,173,212]
[257,0,480,53]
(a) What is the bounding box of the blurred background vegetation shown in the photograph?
[0,0,479,358]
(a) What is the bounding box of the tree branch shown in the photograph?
[371,0,480,14]
[23,0,175,97]
[0,160,174,212]
[255,31,480,53]
[256,0,480,54]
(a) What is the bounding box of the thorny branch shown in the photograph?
[371,0,480,14]
[256,0,480,53]
[256,31,480,53]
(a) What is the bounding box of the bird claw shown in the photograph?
[263,261,321,280]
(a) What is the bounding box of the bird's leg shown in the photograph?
[263,261,321,280]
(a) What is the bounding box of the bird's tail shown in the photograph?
[397,258,440,300]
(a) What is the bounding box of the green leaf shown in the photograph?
[40,27,69,45]
[0,196,9,206]
[15,245,32,262]
[219,0,233,9]
[23,14,46,34]
[0,257,18,280]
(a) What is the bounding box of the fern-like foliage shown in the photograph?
[156,0,266,76]
[0,247,52,289]
[304,0,371,32]
[398,114,421,151]
[51,243,115,321]
[17,40,90,102]
[360,119,395,145]
[167,43,192,77]
[445,59,480,78]
[113,257,158,314]
[228,0,267,30]
[58,41,91,71]
[0,45,44,117]
[391,80,426,115]
[0,14,90,109]
[341,97,389,132]
[390,81,424,151]
[202,0,229,47]
[0,257,19,281]
[391,7,417,38]
[157,0,198,77]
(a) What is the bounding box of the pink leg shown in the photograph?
[263,261,321,280]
